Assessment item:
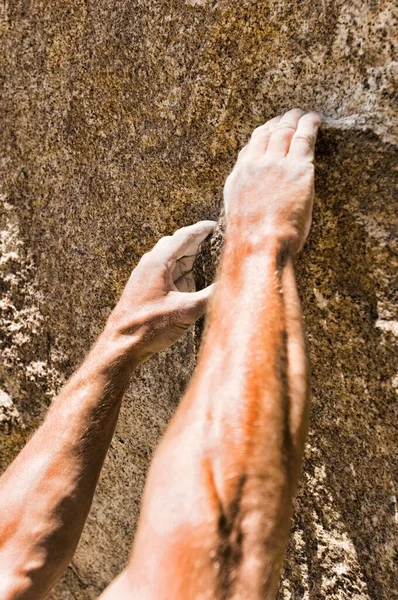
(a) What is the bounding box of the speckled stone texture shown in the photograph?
[1,1,397,598]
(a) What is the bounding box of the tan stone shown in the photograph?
[1,1,397,597]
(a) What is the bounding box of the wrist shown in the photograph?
[84,323,149,383]
[224,222,298,265]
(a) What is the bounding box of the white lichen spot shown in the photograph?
[1,195,64,438]
[302,462,371,598]
[375,319,398,336]
[0,389,20,426]
[26,361,48,381]
[353,210,392,245]
[185,0,208,6]
[313,288,328,309]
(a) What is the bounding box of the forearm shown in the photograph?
[0,328,141,599]
[0,219,215,600]
[207,233,308,471]
[196,233,308,596]
[126,232,309,600]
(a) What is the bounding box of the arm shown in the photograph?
[0,220,216,600]
[100,109,320,599]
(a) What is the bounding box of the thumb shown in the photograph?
[182,283,217,323]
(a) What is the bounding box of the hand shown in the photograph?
[223,108,321,253]
[104,221,216,363]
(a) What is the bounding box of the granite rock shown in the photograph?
[1,1,397,598]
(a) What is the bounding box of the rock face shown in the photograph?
[1,1,397,598]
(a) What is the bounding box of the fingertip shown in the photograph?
[269,114,283,127]
[178,220,217,235]
[300,111,322,127]
[311,112,322,127]
[196,281,217,303]
[282,107,306,121]
[200,220,218,230]
[195,281,217,300]
[192,220,217,242]
[203,281,218,295]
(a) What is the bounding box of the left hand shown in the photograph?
[104,221,216,362]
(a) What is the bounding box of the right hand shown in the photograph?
[223,108,321,254]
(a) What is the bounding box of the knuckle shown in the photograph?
[140,250,155,263]
[262,156,285,172]
[293,133,314,144]
[154,235,173,249]
[234,159,249,175]
[138,251,154,268]
[251,124,268,137]
[140,247,165,268]
[140,250,152,262]
[224,171,235,189]
[153,234,172,246]
[274,122,297,132]
[239,153,254,168]
[233,154,263,176]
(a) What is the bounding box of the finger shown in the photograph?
[247,115,282,156]
[266,108,306,158]
[288,112,322,161]
[235,116,281,164]
[180,283,217,323]
[153,221,216,264]
[175,271,195,293]
[172,254,196,282]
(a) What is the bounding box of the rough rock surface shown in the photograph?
[1,1,397,598]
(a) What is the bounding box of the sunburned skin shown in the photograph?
[0,108,320,600]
